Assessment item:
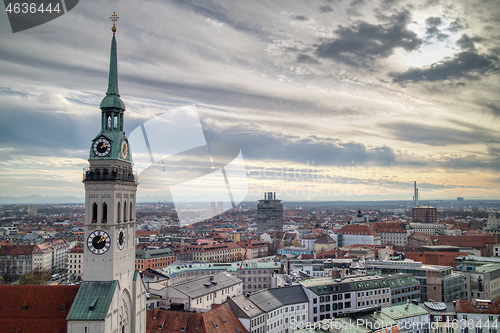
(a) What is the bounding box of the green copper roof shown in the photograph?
[100,34,125,110]
[381,303,429,320]
[66,281,117,321]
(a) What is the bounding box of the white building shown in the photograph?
[456,299,500,333]
[163,272,242,311]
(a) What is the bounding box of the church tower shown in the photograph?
[67,14,146,333]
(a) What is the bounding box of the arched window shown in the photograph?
[114,116,118,129]
[92,202,98,223]
[107,116,111,129]
[117,202,121,222]
[102,202,108,223]
[123,201,127,221]
[130,202,133,221]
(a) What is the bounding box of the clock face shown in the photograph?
[93,138,111,157]
[87,230,111,255]
[120,140,128,159]
[117,227,125,250]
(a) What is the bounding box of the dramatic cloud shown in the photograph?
[319,5,333,13]
[315,10,421,67]
[297,54,320,64]
[425,17,449,42]
[390,51,499,83]
[456,34,484,51]
[379,121,498,146]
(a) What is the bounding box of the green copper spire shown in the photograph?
[99,16,125,111]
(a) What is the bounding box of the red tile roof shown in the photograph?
[0,245,33,256]
[338,224,380,236]
[146,304,248,333]
[0,285,80,333]
[456,299,500,314]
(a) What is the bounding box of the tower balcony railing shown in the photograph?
[83,167,138,183]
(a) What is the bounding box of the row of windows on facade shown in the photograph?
[243,284,267,289]
[313,293,351,303]
[91,201,134,223]
[240,276,271,282]
[193,286,235,304]
[313,302,351,313]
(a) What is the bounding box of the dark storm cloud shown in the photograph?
[297,54,320,64]
[447,18,468,33]
[346,0,366,17]
[291,15,309,21]
[389,51,499,83]
[168,0,264,36]
[484,103,500,117]
[202,125,396,166]
[319,5,333,13]
[0,103,97,157]
[456,34,484,51]
[425,17,448,42]
[433,154,500,171]
[315,10,421,67]
[379,121,497,146]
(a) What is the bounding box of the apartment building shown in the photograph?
[49,239,70,270]
[158,260,281,293]
[162,272,242,311]
[386,273,421,305]
[455,256,500,301]
[363,259,466,303]
[456,299,500,333]
[242,285,309,333]
[32,243,52,271]
[68,246,84,280]
[372,221,409,246]
[0,245,33,280]
[300,275,392,323]
[135,247,176,270]
[185,242,243,263]
[335,224,381,247]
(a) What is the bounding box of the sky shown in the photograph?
[0,0,499,203]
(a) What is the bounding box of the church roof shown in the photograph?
[99,33,125,110]
[0,285,79,333]
[314,233,336,244]
[67,281,117,321]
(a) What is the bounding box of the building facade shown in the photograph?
[412,206,438,223]
[257,192,283,232]
[135,248,176,271]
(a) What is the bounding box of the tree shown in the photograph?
[18,268,51,285]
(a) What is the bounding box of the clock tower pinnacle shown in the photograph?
[68,16,146,333]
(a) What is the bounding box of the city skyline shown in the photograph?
[0,0,499,202]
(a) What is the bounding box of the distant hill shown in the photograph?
[0,195,84,205]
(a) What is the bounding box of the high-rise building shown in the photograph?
[412,206,438,223]
[66,20,146,333]
[256,192,283,232]
[27,205,37,216]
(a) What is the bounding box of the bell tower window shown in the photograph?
[107,116,112,129]
[123,201,127,221]
[117,201,121,222]
[92,203,98,223]
[102,202,108,223]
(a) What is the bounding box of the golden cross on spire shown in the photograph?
[110,12,119,33]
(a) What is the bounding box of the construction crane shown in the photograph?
[237,229,256,278]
